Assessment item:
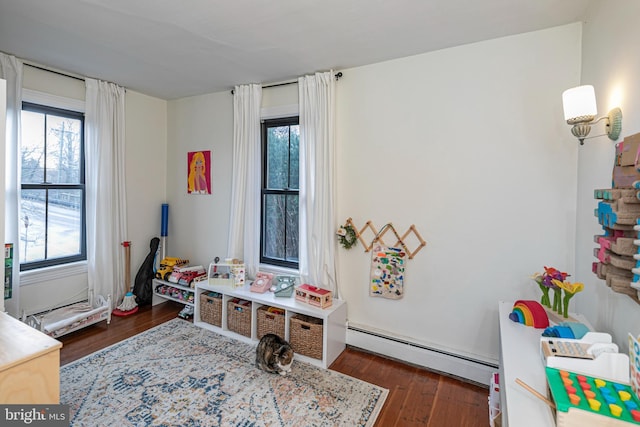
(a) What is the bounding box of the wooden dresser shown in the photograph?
[0,311,62,403]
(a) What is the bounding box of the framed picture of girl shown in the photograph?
[187,150,211,194]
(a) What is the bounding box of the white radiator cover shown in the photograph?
[346,326,497,386]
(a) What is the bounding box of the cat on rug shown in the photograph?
[256,333,294,375]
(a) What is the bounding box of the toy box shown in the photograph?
[208,262,244,287]
[295,284,332,309]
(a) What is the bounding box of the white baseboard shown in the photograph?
[346,327,497,386]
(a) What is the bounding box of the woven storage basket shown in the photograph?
[257,306,285,339]
[227,300,252,337]
[290,314,323,359]
[200,293,222,326]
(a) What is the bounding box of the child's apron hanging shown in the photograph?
[369,224,407,299]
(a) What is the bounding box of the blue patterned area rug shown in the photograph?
[60,318,387,426]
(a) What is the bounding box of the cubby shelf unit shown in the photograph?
[194,281,347,369]
[152,278,195,307]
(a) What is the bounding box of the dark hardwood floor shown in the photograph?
[58,301,489,427]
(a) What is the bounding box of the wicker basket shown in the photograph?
[200,292,222,327]
[290,314,323,359]
[227,299,252,337]
[257,306,285,339]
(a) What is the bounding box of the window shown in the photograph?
[261,117,300,269]
[20,102,86,271]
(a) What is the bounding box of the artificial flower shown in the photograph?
[551,279,584,318]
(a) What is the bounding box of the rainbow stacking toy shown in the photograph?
[509,300,549,329]
[547,367,640,426]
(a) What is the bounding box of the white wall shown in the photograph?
[335,24,582,363]
[167,23,583,366]
[18,67,167,315]
[165,92,234,266]
[124,91,168,283]
[575,0,640,350]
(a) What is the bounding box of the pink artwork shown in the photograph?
[187,150,211,194]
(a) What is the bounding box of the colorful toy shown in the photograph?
[295,284,332,309]
[168,265,207,287]
[509,300,549,329]
[542,321,590,339]
[250,272,274,293]
[546,366,640,426]
[272,276,296,297]
[155,257,189,281]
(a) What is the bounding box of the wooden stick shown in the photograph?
[515,378,555,409]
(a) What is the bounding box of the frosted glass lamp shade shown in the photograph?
[562,85,597,124]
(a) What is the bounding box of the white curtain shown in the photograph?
[0,52,22,317]
[85,78,127,306]
[298,71,338,295]
[227,84,262,278]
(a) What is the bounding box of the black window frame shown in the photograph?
[20,101,87,271]
[260,116,300,269]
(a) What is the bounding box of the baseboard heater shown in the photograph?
[346,325,497,386]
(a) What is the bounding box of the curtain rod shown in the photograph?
[231,71,343,95]
[24,63,85,82]
[24,62,124,91]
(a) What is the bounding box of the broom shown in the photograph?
[114,241,138,315]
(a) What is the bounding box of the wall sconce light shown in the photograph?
[562,85,622,145]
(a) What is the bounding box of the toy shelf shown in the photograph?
[152,278,194,307]
[498,301,593,427]
[193,281,347,369]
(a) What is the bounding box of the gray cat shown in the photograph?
[255,333,294,375]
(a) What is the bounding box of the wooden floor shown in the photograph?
[58,301,489,427]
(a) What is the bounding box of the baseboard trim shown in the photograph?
[346,326,497,386]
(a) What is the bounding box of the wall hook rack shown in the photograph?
[344,217,426,259]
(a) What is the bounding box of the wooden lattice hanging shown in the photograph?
[344,217,426,259]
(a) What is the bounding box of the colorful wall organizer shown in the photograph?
[593,187,640,303]
[593,132,640,304]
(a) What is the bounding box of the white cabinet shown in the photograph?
[194,281,347,369]
[152,278,195,307]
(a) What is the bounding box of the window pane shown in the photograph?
[289,125,299,189]
[264,194,285,260]
[285,194,299,261]
[47,189,82,258]
[20,189,83,263]
[266,126,290,189]
[46,115,82,184]
[20,190,46,262]
[21,110,45,184]
[263,193,298,264]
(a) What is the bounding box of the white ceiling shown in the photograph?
[0,0,591,100]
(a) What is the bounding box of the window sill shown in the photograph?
[20,261,88,286]
[258,263,299,277]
